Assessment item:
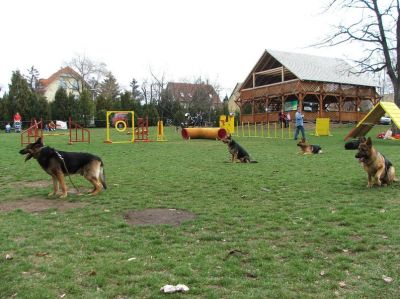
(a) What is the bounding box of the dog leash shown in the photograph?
[55,150,80,194]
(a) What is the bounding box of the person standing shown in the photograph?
[294,106,305,140]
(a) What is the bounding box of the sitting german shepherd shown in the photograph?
[19,138,106,197]
[221,135,257,163]
[355,137,396,187]
[297,138,322,154]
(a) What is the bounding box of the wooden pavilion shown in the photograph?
[236,49,380,123]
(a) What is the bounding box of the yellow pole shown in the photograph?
[106,111,111,142]
[274,122,277,138]
[241,122,244,137]
[261,122,264,138]
[130,111,135,143]
[267,122,270,138]
[247,122,250,137]
[254,122,257,137]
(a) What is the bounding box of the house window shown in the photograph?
[59,78,67,89]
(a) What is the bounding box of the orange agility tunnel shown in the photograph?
[181,127,228,140]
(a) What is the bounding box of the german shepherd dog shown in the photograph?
[221,135,257,163]
[297,138,322,154]
[19,138,106,197]
[355,137,396,187]
[345,136,366,150]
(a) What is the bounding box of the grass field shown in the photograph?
[0,124,399,298]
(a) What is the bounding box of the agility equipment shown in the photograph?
[219,115,235,134]
[21,117,90,145]
[104,111,135,144]
[68,117,90,144]
[236,122,292,139]
[21,118,43,145]
[157,120,167,141]
[181,127,228,140]
[135,117,150,142]
[345,102,400,140]
[314,118,332,136]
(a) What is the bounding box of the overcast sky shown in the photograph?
[1,0,362,97]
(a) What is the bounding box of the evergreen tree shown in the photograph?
[99,72,120,108]
[51,88,76,120]
[78,89,95,126]
[120,91,134,110]
[130,78,142,102]
[222,94,229,115]
[8,70,33,121]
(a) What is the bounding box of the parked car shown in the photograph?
[379,115,391,125]
[111,113,128,127]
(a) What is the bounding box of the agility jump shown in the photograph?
[21,117,90,145]
[104,111,135,144]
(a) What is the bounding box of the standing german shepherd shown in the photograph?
[355,137,396,187]
[221,135,257,163]
[297,138,322,154]
[19,138,106,197]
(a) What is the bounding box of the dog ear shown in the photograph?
[36,137,43,146]
[366,137,372,147]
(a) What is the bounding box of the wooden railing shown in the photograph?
[240,111,368,124]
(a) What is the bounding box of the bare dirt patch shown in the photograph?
[0,198,86,213]
[124,208,196,226]
[11,180,51,188]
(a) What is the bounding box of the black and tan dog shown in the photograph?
[221,135,257,163]
[345,136,366,150]
[297,138,322,154]
[19,137,106,197]
[355,137,396,187]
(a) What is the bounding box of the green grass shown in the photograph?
[0,124,399,298]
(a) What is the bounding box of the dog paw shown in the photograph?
[59,193,68,198]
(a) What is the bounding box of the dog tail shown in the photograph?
[100,162,107,190]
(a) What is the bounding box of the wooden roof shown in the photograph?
[241,49,377,90]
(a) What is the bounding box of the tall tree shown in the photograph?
[7,70,32,120]
[78,89,95,126]
[98,72,120,107]
[24,66,40,92]
[319,0,400,104]
[66,53,108,95]
[130,78,142,102]
[51,88,78,120]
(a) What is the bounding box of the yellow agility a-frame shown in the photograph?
[104,111,135,143]
[345,102,400,140]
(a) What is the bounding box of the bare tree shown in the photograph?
[149,68,166,104]
[65,54,108,95]
[140,69,167,105]
[318,0,399,104]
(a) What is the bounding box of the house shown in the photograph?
[237,49,379,123]
[227,82,241,113]
[166,82,221,110]
[38,67,84,102]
